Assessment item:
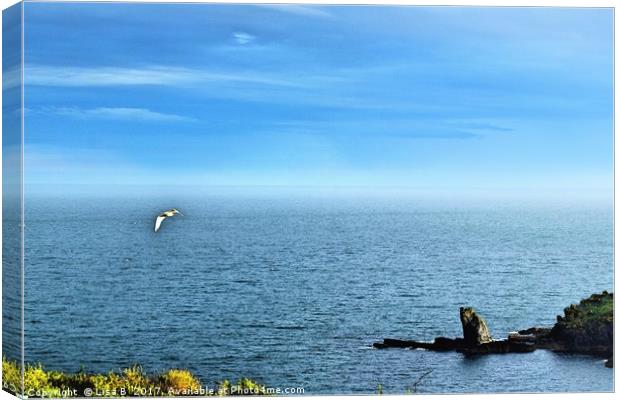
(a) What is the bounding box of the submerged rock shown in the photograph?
[459,339,536,354]
[460,307,493,346]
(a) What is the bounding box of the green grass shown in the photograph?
[557,291,613,328]
[3,358,269,397]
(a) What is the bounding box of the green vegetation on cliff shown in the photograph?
[551,291,613,355]
[2,358,269,397]
[555,291,613,327]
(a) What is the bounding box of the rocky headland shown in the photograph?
[373,291,613,367]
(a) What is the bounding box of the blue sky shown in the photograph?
[20,4,613,199]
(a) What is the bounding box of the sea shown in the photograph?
[11,193,614,394]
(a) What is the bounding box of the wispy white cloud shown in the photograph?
[233,32,255,45]
[25,64,301,88]
[23,62,535,114]
[259,118,513,140]
[259,4,334,19]
[26,65,190,87]
[42,106,195,122]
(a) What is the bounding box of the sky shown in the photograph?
[17,3,614,200]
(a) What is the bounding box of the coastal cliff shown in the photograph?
[550,291,613,355]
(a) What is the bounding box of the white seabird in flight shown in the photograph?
[154,208,183,232]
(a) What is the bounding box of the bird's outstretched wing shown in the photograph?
[154,215,166,232]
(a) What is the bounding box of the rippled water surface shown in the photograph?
[22,196,613,393]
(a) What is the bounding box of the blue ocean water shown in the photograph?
[22,195,613,394]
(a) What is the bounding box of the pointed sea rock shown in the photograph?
[460,307,493,346]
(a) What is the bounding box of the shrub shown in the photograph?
[218,378,268,396]
[2,357,21,394]
[2,359,268,397]
[159,369,201,395]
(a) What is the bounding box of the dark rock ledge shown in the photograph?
[373,292,613,367]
